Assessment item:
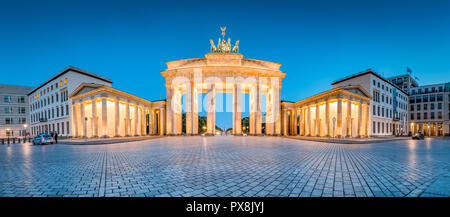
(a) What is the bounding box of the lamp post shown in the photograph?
[23,124,28,141]
[6,128,10,144]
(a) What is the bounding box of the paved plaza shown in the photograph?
[1,136,450,197]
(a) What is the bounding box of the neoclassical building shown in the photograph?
[65,27,376,139]
[281,86,372,138]
[69,83,165,138]
[160,27,286,136]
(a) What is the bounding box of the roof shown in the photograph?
[70,83,165,106]
[332,69,409,95]
[28,66,112,95]
[0,84,34,95]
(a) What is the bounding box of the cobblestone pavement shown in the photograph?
[1,136,450,197]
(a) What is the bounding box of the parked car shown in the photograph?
[33,133,55,145]
[412,133,424,140]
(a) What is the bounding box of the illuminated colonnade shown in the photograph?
[162,53,286,135]
[70,83,165,138]
[282,86,372,138]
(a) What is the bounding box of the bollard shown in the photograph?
[7,138,10,144]
[13,138,16,144]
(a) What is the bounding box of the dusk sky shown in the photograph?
[1,0,450,129]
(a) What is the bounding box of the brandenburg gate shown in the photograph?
[161,27,286,135]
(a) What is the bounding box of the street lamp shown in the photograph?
[23,124,28,141]
[6,128,10,143]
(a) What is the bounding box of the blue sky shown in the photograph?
[1,0,450,129]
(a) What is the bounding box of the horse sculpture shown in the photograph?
[210,39,217,53]
[232,40,239,53]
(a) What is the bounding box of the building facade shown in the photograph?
[387,74,419,93]
[332,69,409,136]
[28,66,112,137]
[70,83,165,138]
[408,83,450,136]
[161,41,286,136]
[0,84,34,137]
[281,86,372,138]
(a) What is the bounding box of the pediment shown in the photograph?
[342,86,371,98]
[70,84,102,97]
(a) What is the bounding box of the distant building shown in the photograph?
[332,69,409,136]
[387,74,419,93]
[408,83,450,136]
[28,66,112,137]
[0,84,34,137]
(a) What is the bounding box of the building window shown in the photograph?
[62,122,65,134]
[410,113,414,120]
[431,103,435,110]
[3,96,12,102]
[417,113,421,120]
[410,105,414,111]
[19,117,26,124]
[437,94,443,101]
[5,117,13,124]
[438,103,442,109]
[431,112,435,119]
[424,104,428,110]
[60,80,63,87]
[64,78,68,84]
[417,104,420,111]
[4,107,13,113]
[18,96,25,103]
[415,96,422,103]
[438,112,442,119]
[424,112,428,119]
[423,95,428,102]
[409,97,415,103]
[18,107,26,114]
[430,95,436,102]
[66,104,69,115]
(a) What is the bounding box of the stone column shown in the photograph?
[192,84,198,135]
[255,83,262,135]
[160,108,165,135]
[316,103,320,136]
[115,100,120,137]
[207,83,216,135]
[282,109,287,136]
[274,86,281,135]
[265,88,274,135]
[171,88,181,135]
[233,83,242,135]
[325,100,330,137]
[91,99,97,137]
[125,103,130,136]
[337,99,343,137]
[148,109,153,135]
[101,98,107,137]
[134,105,139,136]
[80,103,85,138]
[365,103,370,137]
[347,100,352,138]
[358,102,362,137]
[186,82,193,135]
[165,86,173,135]
[307,106,311,136]
[293,109,298,136]
[299,108,304,136]
[72,103,78,137]
[249,85,256,135]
